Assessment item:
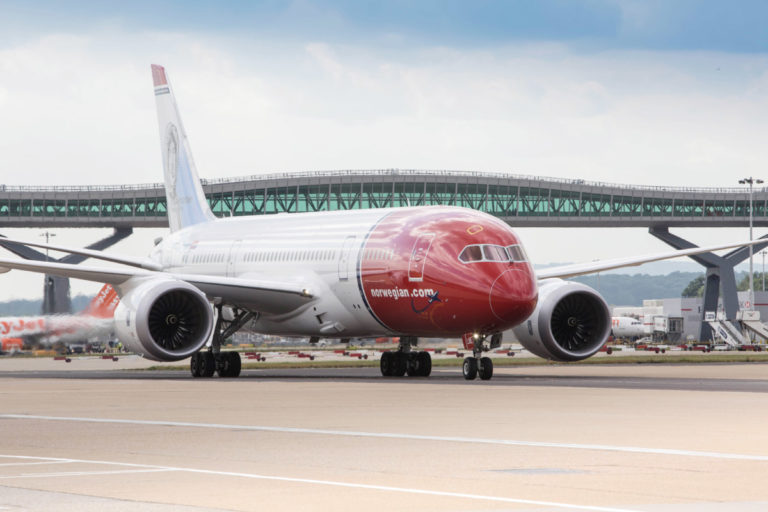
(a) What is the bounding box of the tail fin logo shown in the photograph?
[165,124,179,208]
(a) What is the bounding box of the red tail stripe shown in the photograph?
[151,64,168,86]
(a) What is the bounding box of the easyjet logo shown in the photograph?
[0,318,46,336]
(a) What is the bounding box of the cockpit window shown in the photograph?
[505,244,528,262]
[459,244,527,263]
[458,245,483,262]
[483,245,509,262]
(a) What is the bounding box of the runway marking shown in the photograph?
[0,460,74,467]
[0,454,635,512]
[4,413,768,462]
[0,468,175,479]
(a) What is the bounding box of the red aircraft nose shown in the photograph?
[489,267,537,324]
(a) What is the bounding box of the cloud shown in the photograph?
[2,30,767,185]
[1,28,768,299]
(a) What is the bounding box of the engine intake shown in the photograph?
[512,279,610,361]
[115,278,213,361]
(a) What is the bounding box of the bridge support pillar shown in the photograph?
[649,227,768,342]
[0,228,132,314]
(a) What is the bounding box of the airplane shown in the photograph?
[0,283,119,353]
[610,316,648,341]
[0,64,762,380]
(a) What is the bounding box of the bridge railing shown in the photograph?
[1,169,766,195]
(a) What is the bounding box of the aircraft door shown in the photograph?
[337,236,356,281]
[227,240,244,277]
[409,233,435,282]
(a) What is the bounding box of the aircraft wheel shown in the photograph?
[462,357,478,380]
[406,353,420,377]
[418,351,432,377]
[199,351,216,378]
[227,352,241,377]
[478,356,493,380]
[190,352,202,377]
[217,352,242,378]
[380,352,394,376]
[216,352,231,377]
[392,352,407,377]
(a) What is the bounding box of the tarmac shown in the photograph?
[0,357,767,511]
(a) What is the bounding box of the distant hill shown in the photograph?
[540,260,757,276]
[570,272,703,306]
[0,295,92,316]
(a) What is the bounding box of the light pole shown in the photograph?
[739,177,763,310]
[39,231,56,261]
[763,250,766,292]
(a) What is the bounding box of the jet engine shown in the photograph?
[512,279,611,361]
[114,277,213,361]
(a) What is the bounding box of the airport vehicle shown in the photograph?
[0,284,119,351]
[0,65,761,380]
[0,337,23,354]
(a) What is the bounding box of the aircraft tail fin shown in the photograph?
[81,284,120,318]
[152,64,215,232]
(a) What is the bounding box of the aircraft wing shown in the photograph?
[0,237,162,271]
[0,257,141,284]
[537,239,764,280]
[0,257,313,314]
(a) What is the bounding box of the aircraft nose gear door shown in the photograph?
[408,233,435,282]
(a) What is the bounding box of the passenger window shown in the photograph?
[458,245,483,263]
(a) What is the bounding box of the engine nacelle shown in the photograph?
[512,279,611,361]
[114,277,214,361]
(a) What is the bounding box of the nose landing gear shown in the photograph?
[461,332,501,381]
[380,336,432,377]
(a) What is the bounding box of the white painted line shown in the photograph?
[0,468,175,479]
[0,455,70,462]
[0,453,635,512]
[0,460,75,467]
[3,413,768,462]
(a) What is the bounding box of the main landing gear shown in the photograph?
[461,332,502,381]
[190,351,241,378]
[190,305,256,378]
[380,336,432,377]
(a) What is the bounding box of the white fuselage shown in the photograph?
[611,316,647,339]
[150,208,395,338]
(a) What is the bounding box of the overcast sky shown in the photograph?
[1,1,767,301]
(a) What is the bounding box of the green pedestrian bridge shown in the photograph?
[0,170,764,229]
